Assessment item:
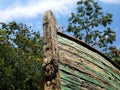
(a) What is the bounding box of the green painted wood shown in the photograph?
[60,65,115,90]
[57,35,120,90]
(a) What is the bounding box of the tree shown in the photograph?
[0,22,44,90]
[106,46,120,64]
[67,0,116,52]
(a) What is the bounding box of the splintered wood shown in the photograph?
[42,10,60,90]
[42,10,120,90]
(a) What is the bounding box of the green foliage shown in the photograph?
[0,22,43,90]
[106,46,120,64]
[67,0,116,51]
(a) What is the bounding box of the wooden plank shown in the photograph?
[57,35,120,90]
[42,10,60,90]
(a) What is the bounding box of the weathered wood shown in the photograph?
[42,10,60,90]
[57,33,120,90]
[42,10,120,90]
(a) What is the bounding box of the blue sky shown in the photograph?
[0,0,120,48]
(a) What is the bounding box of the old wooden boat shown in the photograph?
[42,10,120,90]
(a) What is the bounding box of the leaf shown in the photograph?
[77,6,84,12]
[0,22,7,29]
[77,1,83,4]
[102,20,107,27]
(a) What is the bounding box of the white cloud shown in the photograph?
[0,0,77,22]
[99,0,120,4]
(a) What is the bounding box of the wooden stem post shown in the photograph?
[42,10,61,90]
